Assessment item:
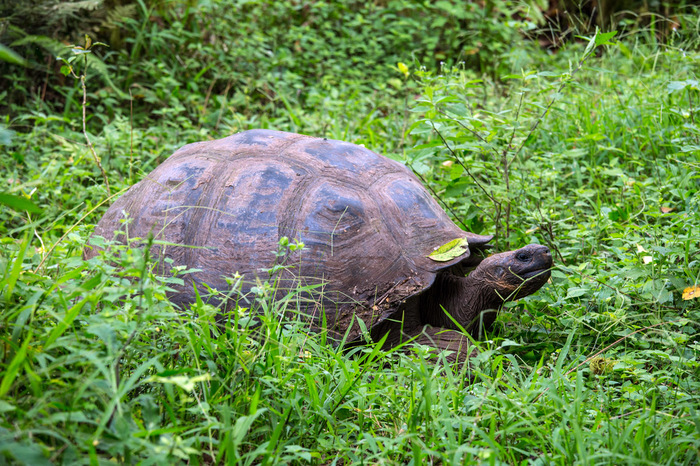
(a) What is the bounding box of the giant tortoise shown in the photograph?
[85,129,552,362]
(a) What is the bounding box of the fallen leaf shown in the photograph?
[682,286,700,300]
[428,237,469,262]
[589,356,616,375]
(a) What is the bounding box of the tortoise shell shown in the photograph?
[86,130,491,341]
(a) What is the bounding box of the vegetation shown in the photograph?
[1,1,699,464]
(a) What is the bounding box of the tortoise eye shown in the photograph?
[516,251,530,262]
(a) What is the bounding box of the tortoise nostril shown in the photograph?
[533,244,550,255]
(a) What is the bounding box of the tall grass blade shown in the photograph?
[0,331,32,398]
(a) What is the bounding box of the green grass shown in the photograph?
[1,3,700,464]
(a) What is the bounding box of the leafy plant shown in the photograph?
[57,35,111,196]
[408,30,618,247]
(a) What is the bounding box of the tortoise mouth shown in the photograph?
[512,267,551,298]
[520,267,551,280]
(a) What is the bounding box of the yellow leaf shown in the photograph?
[589,356,616,375]
[682,286,700,300]
[397,62,409,77]
[428,237,469,262]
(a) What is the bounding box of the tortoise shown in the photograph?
[85,129,552,363]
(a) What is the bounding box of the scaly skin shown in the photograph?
[371,244,553,366]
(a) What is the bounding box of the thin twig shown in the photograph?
[215,80,232,131]
[688,88,699,145]
[431,123,498,207]
[398,94,409,150]
[129,87,134,181]
[80,70,111,196]
[501,91,526,245]
[533,201,566,265]
[66,46,111,196]
[506,90,527,161]
[201,78,217,127]
[435,108,501,160]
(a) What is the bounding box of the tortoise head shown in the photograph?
[468,243,553,303]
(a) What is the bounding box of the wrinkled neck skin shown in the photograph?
[419,270,502,335]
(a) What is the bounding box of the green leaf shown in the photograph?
[0,44,27,66]
[0,331,32,397]
[668,80,699,93]
[0,439,50,466]
[3,234,30,305]
[0,125,15,145]
[230,408,267,453]
[583,34,597,56]
[566,287,589,298]
[43,298,89,349]
[0,400,15,413]
[0,193,42,214]
[428,237,469,262]
[594,30,618,46]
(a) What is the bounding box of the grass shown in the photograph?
[1,3,700,464]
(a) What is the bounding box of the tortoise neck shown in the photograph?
[420,271,503,335]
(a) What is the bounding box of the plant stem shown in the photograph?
[80,55,111,196]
